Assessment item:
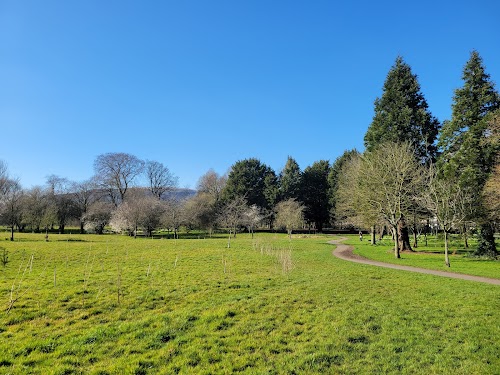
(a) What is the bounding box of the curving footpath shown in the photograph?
[330,237,500,286]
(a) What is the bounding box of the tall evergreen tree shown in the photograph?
[301,160,330,232]
[364,56,439,251]
[278,156,302,201]
[438,51,499,257]
[364,56,440,164]
[222,158,277,211]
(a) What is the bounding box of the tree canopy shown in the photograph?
[223,158,277,211]
[364,56,440,164]
[438,51,499,257]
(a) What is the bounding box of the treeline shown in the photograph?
[0,51,499,261]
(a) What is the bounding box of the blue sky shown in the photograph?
[1,0,499,189]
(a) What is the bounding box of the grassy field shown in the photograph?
[0,232,499,374]
[347,234,500,279]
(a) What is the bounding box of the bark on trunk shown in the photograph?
[444,231,450,267]
[371,225,376,245]
[378,225,385,241]
[397,216,412,252]
[462,225,469,248]
[392,227,400,258]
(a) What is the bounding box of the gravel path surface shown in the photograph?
[330,237,500,286]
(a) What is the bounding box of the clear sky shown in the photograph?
[1,0,499,189]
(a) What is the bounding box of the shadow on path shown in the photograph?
[329,237,500,286]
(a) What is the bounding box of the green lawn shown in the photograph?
[0,232,499,374]
[347,234,500,279]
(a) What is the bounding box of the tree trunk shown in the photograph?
[80,221,85,234]
[378,225,385,241]
[462,224,469,248]
[392,227,400,258]
[413,230,418,248]
[10,226,14,241]
[397,215,412,252]
[444,230,450,267]
[424,218,429,247]
[371,225,376,245]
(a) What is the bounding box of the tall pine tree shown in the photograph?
[279,156,302,201]
[364,56,439,251]
[364,56,440,164]
[438,50,499,257]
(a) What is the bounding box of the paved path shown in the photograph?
[329,237,500,286]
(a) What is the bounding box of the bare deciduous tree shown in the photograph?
[419,167,474,267]
[243,204,264,238]
[162,198,184,239]
[197,169,227,202]
[275,199,304,239]
[339,142,424,258]
[45,175,76,234]
[336,155,381,244]
[145,160,178,200]
[183,193,218,236]
[218,196,247,248]
[94,152,145,206]
[71,178,99,234]
[0,178,24,241]
[110,194,165,237]
[22,186,55,233]
[0,160,8,195]
[83,202,114,234]
[483,164,500,222]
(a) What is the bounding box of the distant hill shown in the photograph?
[163,188,196,201]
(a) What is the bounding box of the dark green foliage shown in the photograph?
[438,51,499,256]
[301,160,330,231]
[222,158,277,210]
[364,56,440,164]
[438,51,499,186]
[279,156,302,201]
[475,223,498,258]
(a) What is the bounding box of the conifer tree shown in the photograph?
[301,160,330,232]
[279,156,302,201]
[364,56,440,164]
[438,51,499,257]
[364,56,439,251]
[222,158,277,211]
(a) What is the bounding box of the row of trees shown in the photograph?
[0,155,179,239]
[1,51,498,260]
[337,51,499,263]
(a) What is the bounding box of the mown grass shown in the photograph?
[348,234,500,279]
[0,232,499,374]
